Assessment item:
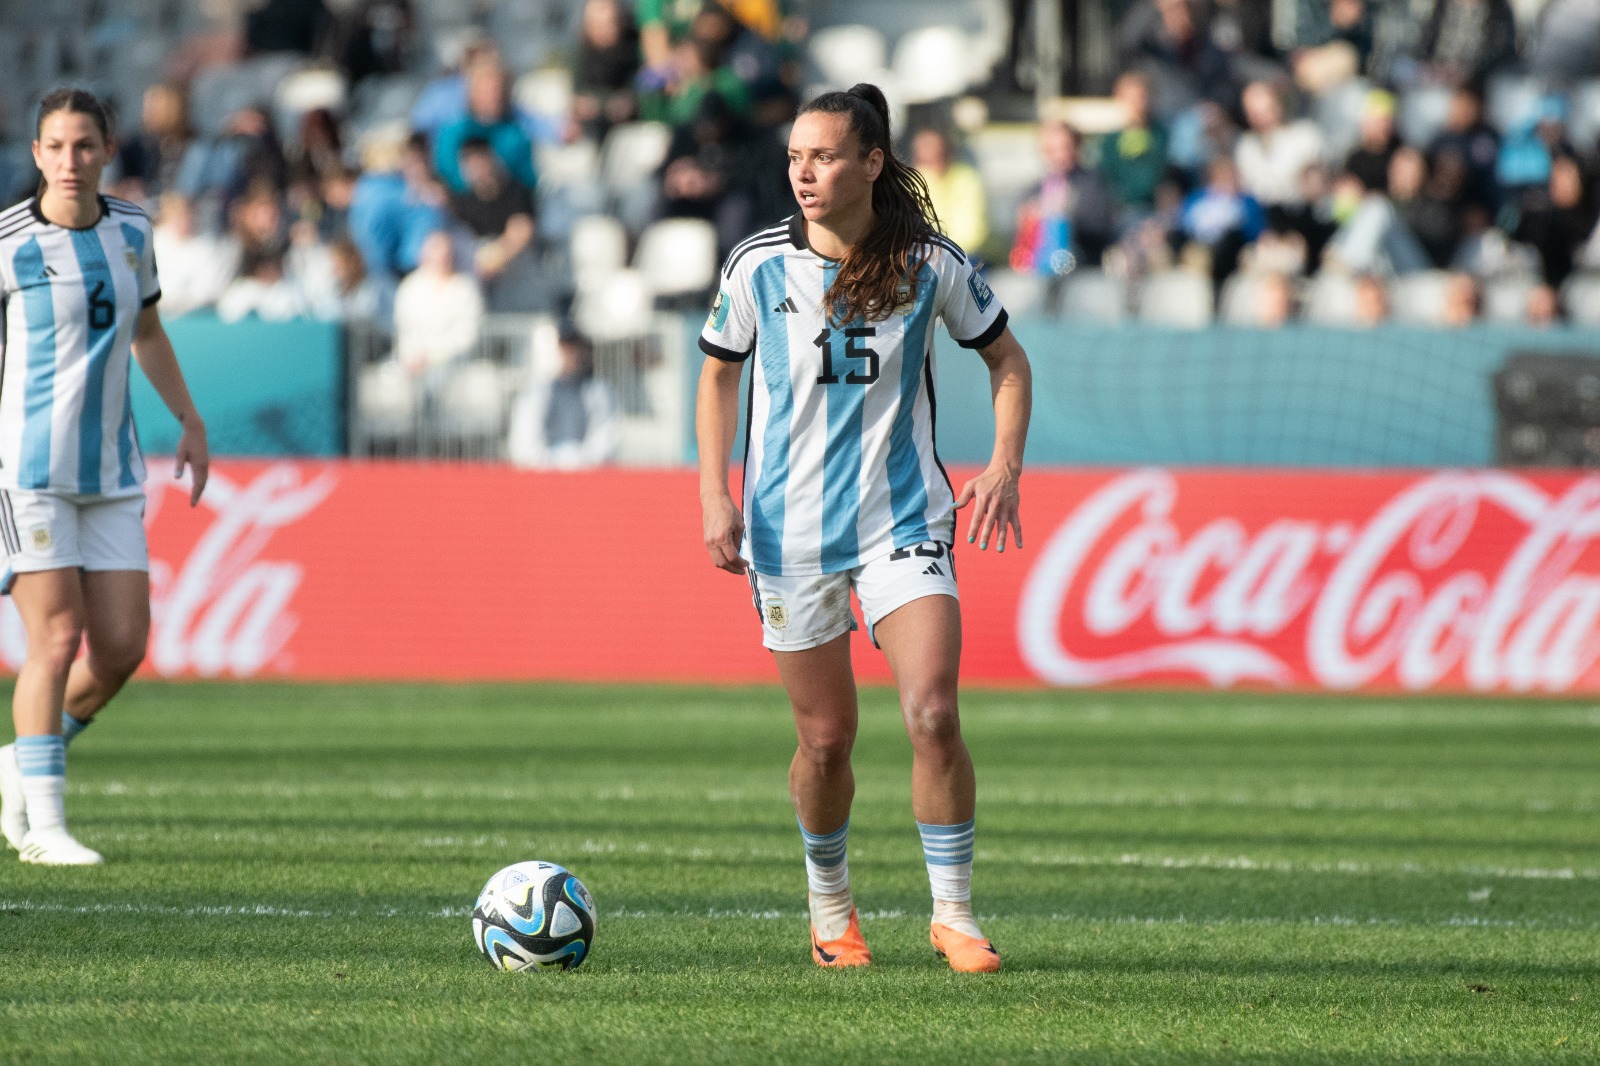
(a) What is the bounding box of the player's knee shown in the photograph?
[29,616,86,676]
[901,689,962,751]
[796,727,855,768]
[92,634,146,683]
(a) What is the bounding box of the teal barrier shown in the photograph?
[684,318,1600,467]
[132,315,345,457]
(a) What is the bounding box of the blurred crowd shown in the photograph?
[2,0,1599,335]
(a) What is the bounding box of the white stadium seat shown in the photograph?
[1058,268,1129,324]
[806,25,888,88]
[356,361,420,445]
[1136,271,1213,327]
[633,218,720,301]
[1561,271,1600,327]
[1482,273,1540,324]
[599,122,672,195]
[569,214,630,289]
[1302,272,1360,327]
[573,268,653,342]
[1389,270,1455,325]
[891,25,975,104]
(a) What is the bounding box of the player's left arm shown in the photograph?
[132,304,209,506]
[955,326,1031,552]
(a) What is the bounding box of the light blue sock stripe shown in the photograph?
[799,819,849,866]
[15,735,66,777]
[62,714,90,745]
[917,819,975,866]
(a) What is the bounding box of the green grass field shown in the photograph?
[1,681,1596,1064]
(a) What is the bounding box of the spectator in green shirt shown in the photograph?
[1099,71,1170,213]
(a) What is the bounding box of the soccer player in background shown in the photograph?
[0,89,210,865]
[696,84,1032,972]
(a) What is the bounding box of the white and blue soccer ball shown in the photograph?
[472,861,597,972]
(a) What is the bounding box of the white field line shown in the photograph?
[74,830,1600,883]
[3,899,1598,931]
[71,781,1600,816]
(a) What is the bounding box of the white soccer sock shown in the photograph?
[20,775,66,836]
[918,819,983,937]
[932,898,984,940]
[799,818,852,940]
[808,889,855,942]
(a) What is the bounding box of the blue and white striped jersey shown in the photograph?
[0,196,159,495]
[700,214,1008,576]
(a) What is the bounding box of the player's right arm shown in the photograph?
[697,356,747,574]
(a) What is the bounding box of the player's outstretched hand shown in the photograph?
[954,463,1022,553]
[702,493,749,574]
[176,413,210,507]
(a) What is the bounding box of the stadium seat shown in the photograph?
[984,269,1047,317]
[600,122,672,192]
[354,361,420,453]
[1568,80,1600,155]
[1389,270,1454,325]
[274,66,349,147]
[805,25,889,89]
[891,25,975,104]
[1482,273,1540,324]
[1487,73,1545,135]
[1218,272,1277,326]
[515,67,573,129]
[1314,78,1372,162]
[433,359,511,456]
[572,268,653,342]
[569,214,629,289]
[344,73,427,142]
[1135,271,1213,327]
[1302,272,1361,327]
[599,122,672,231]
[633,218,719,304]
[1561,271,1600,327]
[1057,268,1129,324]
[188,54,305,138]
[1398,84,1454,147]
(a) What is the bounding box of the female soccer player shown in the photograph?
[0,89,209,865]
[697,84,1032,972]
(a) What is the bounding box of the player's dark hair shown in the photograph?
[798,83,941,325]
[34,88,115,196]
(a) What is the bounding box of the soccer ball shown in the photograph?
[472,861,597,972]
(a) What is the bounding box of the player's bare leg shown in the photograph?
[773,633,870,966]
[876,594,999,972]
[62,570,149,727]
[4,570,101,863]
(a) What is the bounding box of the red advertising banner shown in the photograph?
[3,463,1599,694]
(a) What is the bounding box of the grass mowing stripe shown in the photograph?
[2,681,1596,1064]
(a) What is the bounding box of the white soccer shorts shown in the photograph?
[747,542,959,651]
[0,488,149,593]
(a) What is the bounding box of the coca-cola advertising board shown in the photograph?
[3,463,1599,694]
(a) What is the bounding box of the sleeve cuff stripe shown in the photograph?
[956,308,1008,350]
[699,336,751,362]
[141,291,161,308]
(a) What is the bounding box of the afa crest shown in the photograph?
[123,246,140,272]
[764,598,788,630]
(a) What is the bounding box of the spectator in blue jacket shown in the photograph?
[433,54,539,194]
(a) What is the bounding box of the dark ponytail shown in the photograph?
[34,88,115,195]
[798,83,941,325]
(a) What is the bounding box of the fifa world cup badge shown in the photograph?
[29,527,52,552]
[765,598,789,630]
[708,290,730,331]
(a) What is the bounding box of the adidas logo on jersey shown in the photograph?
[772,296,798,313]
[42,266,56,277]
[923,562,944,577]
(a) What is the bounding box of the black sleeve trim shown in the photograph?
[141,290,161,308]
[956,308,1008,350]
[699,335,751,362]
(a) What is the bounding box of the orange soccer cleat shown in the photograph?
[930,922,1002,973]
[811,907,872,968]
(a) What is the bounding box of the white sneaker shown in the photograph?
[0,744,25,851]
[18,828,103,866]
